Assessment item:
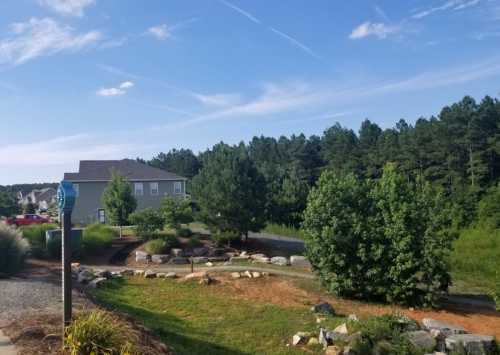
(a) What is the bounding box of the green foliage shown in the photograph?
[477,183,500,228]
[20,223,58,258]
[147,148,201,179]
[212,229,240,247]
[262,223,306,239]
[160,197,193,231]
[65,310,135,355]
[187,235,202,248]
[129,208,164,238]
[101,171,137,226]
[177,227,193,238]
[23,201,36,214]
[192,143,267,239]
[144,239,168,255]
[303,164,455,306]
[0,224,29,275]
[82,224,116,254]
[0,190,19,217]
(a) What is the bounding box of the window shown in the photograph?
[174,181,182,194]
[134,182,144,196]
[73,183,79,197]
[150,182,159,196]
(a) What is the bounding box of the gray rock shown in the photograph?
[311,302,335,315]
[88,277,107,288]
[192,256,209,264]
[110,271,122,278]
[135,251,151,263]
[208,256,230,262]
[144,270,156,278]
[156,273,167,278]
[422,318,467,336]
[94,269,112,279]
[170,257,189,264]
[170,248,184,257]
[193,247,209,256]
[333,323,348,334]
[253,256,271,263]
[231,272,241,279]
[134,269,145,276]
[251,271,261,278]
[165,272,177,279]
[406,330,437,351]
[250,253,267,260]
[347,314,359,322]
[319,328,347,347]
[152,254,170,264]
[290,255,311,267]
[292,333,308,346]
[270,256,289,266]
[445,334,496,355]
[77,270,95,284]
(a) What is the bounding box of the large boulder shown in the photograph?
[406,330,437,351]
[135,251,151,263]
[333,323,348,335]
[292,332,310,346]
[318,328,347,347]
[422,318,467,336]
[170,248,184,257]
[270,256,289,266]
[152,254,170,264]
[445,334,496,354]
[290,255,311,268]
[165,272,177,279]
[144,270,157,278]
[311,302,335,315]
[77,269,95,284]
[192,256,209,264]
[94,269,112,279]
[88,277,107,288]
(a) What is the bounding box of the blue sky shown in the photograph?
[0,0,500,184]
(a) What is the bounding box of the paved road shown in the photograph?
[248,231,305,254]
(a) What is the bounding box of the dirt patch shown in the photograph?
[209,273,500,338]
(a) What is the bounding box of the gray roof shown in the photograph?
[64,159,187,182]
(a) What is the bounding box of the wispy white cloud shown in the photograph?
[349,22,399,39]
[374,4,390,21]
[37,0,96,17]
[412,0,482,19]
[147,24,170,40]
[218,0,261,24]
[96,81,134,97]
[0,17,102,65]
[268,27,321,59]
[192,93,242,107]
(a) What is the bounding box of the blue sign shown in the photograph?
[57,180,76,212]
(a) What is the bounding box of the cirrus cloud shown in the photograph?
[37,0,96,17]
[349,21,399,39]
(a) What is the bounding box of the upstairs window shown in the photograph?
[150,182,159,196]
[134,182,144,196]
[174,181,182,194]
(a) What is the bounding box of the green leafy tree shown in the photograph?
[191,143,267,243]
[160,196,193,231]
[477,183,500,228]
[0,191,19,217]
[129,208,164,238]
[101,171,137,237]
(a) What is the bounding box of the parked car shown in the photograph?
[5,214,50,226]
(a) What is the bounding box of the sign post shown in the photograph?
[57,181,76,332]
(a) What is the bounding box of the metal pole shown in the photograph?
[62,211,72,329]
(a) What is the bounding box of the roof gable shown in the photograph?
[64,159,187,182]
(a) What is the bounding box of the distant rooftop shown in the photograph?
[64,159,187,182]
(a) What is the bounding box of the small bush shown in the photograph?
[21,224,58,258]
[177,227,193,238]
[144,239,168,255]
[65,310,135,355]
[82,224,116,255]
[0,224,29,275]
[161,197,193,230]
[129,208,164,238]
[212,229,240,247]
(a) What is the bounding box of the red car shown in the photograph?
[5,214,50,226]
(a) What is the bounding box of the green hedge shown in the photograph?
[82,224,117,255]
[21,224,58,258]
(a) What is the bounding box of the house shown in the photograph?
[64,159,187,225]
[18,188,57,212]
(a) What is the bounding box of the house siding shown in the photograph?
[69,180,185,225]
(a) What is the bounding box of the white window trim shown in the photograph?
[134,182,144,196]
[150,182,159,196]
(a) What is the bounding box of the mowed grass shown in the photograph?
[262,224,307,240]
[449,227,500,293]
[92,277,340,355]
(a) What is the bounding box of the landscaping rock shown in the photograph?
[348,314,359,322]
[325,345,343,355]
[205,262,214,267]
[184,271,208,280]
[192,247,209,256]
[253,256,271,263]
[333,323,348,335]
[240,251,248,256]
[165,272,177,279]
[121,269,134,276]
[134,269,145,276]
[170,248,184,257]
[136,251,151,263]
[445,334,496,354]
[77,270,95,284]
[192,256,209,264]
[251,271,261,278]
[307,337,319,346]
[319,328,348,346]
[292,332,309,346]
[152,254,170,264]
[95,269,112,279]
[208,256,230,262]
[311,302,335,315]
[406,330,437,351]
[144,270,156,278]
[290,255,311,268]
[170,257,189,264]
[270,256,289,266]
[244,270,253,278]
[231,272,241,279]
[250,253,267,260]
[156,273,166,278]
[89,277,107,288]
[110,271,123,278]
[422,318,467,336]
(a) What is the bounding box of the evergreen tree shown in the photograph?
[102,171,137,236]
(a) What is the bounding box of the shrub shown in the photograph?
[187,235,202,248]
[160,197,193,230]
[82,224,116,255]
[303,164,455,306]
[21,224,58,258]
[129,208,164,238]
[177,227,193,238]
[65,310,135,355]
[144,239,168,255]
[212,229,240,247]
[0,224,29,275]
[477,183,500,229]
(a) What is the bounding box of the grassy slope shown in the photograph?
[449,227,500,293]
[93,277,342,355]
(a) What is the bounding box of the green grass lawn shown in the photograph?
[262,224,307,240]
[93,277,343,355]
[449,226,500,294]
